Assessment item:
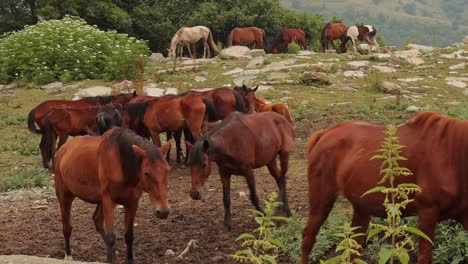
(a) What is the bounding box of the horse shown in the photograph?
[320,22,348,53]
[270,28,310,54]
[253,97,295,128]
[233,84,258,114]
[53,127,171,263]
[168,26,218,59]
[340,25,379,53]
[43,106,99,168]
[96,104,124,135]
[187,111,295,230]
[301,112,468,264]
[227,27,267,50]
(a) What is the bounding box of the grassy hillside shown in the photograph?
[281,0,467,47]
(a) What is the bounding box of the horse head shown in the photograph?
[186,139,212,200]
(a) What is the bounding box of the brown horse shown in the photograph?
[320,22,348,53]
[254,97,295,128]
[187,111,295,230]
[227,27,267,49]
[43,106,99,168]
[301,112,468,264]
[54,128,171,263]
[340,25,379,53]
[96,104,124,135]
[233,84,258,114]
[270,28,310,54]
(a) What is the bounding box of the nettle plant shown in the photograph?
[0,16,149,84]
[321,223,367,264]
[362,125,432,264]
[232,192,288,264]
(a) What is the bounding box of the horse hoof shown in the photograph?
[64,255,73,261]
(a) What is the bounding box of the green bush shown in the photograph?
[287,40,302,54]
[0,165,51,191]
[0,16,149,84]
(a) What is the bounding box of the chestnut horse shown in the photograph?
[320,22,347,53]
[187,111,295,230]
[43,106,99,168]
[340,25,379,53]
[54,128,171,263]
[301,112,468,264]
[233,84,258,114]
[271,28,310,54]
[227,27,267,49]
[254,97,295,128]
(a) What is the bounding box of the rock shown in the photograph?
[325,49,336,53]
[382,46,397,53]
[165,88,178,95]
[41,82,64,93]
[149,53,164,62]
[5,82,18,89]
[300,71,330,85]
[447,81,466,89]
[398,77,423,82]
[343,70,366,78]
[297,50,315,56]
[242,69,261,76]
[464,36,468,44]
[256,85,274,92]
[143,83,165,96]
[357,44,378,55]
[347,61,369,69]
[449,62,466,70]
[406,44,434,53]
[372,65,397,73]
[165,249,175,256]
[439,49,468,60]
[267,72,290,80]
[112,80,134,91]
[233,76,256,86]
[246,56,264,68]
[387,56,406,66]
[304,63,334,72]
[180,58,217,66]
[194,76,207,82]
[393,49,421,59]
[249,49,266,57]
[371,53,391,62]
[377,81,401,95]
[63,82,82,90]
[239,191,246,198]
[219,46,251,60]
[222,67,244,76]
[261,59,296,72]
[406,57,425,65]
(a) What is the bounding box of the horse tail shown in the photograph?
[208,30,218,54]
[227,29,234,47]
[43,116,54,167]
[202,99,219,122]
[320,23,330,52]
[307,129,325,154]
[28,109,43,134]
[233,90,247,113]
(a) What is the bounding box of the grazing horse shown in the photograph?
[233,84,258,114]
[254,97,295,128]
[187,111,295,230]
[53,128,171,263]
[168,26,218,59]
[227,27,267,50]
[96,104,124,135]
[301,112,468,264]
[43,107,99,168]
[340,25,379,53]
[320,22,348,53]
[271,28,310,54]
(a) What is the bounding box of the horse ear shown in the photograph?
[160,140,172,157]
[252,86,258,92]
[185,140,193,150]
[132,145,146,158]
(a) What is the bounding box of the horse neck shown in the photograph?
[254,98,267,111]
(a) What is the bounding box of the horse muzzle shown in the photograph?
[190,189,202,200]
[155,208,170,219]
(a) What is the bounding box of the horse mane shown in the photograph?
[107,127,162,184]
[127,101,149,122]
[83,95,114,105]
[203,99,220,121]
[232,88,248,113]
[187,135,209,166]
[320,22,331,47]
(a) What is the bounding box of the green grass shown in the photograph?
[0,165,51,192]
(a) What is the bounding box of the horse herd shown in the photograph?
[168,22,379,59]
[24,83,468,264]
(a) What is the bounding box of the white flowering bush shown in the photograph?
[0,16,149,84]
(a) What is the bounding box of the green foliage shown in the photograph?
[366,70,383,91]
[331,16,343,23]
[377,36,385,47]
[0,165,51,191]
[445,104,468,120]
[0,16,149,84]
[363,125,431,264]
[320,223,367,264]
[287,40,301,54]
[432,220,468,264]
[232,192,288,264]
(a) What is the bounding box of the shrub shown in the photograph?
[0,165,51,191]
[287,40,302,54]
[320,223,367,264]
[0,16,149,84]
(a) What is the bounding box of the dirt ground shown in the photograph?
[0,124,320,264]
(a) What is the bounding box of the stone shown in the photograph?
[372,65,397,73]
[325,49,336,54]
[41,82,64,93]
[343,70,366,78]
[149,52,164,62]
[449,62,466,70]
[246,56,264,68]
[447,81,466,89]
[439,49,468,60]
[63,82,82,90]
[297,50,315,56]
[372,53,391,62]
[261,59,296,72]
[377,81,401,95]
[464,36,468,44]
[165,249,175,256]
[222,67,244,76]
[393,49,421,59]
[165,88,178,95]
[181,58,217,66]
[249,49,266,57]
[382,46,397,53]
[300,71,330,85]
[405,44,434,53]
[242,69,261,76]
[304,63,334,72]
[112,80,133,91]
[194,76,207,82]
[347,61,369,69]
[406,57,425,65]
[256,85,274,92]
[219,46,251,60]
[267,72,290,80]
[398,77,423,82]
[406,105,422,112]
[357,44,378,55]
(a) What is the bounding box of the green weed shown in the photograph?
[0,165,51,192]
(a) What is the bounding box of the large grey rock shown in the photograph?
[439,49,468,60]
[219,46,251,60]
[372,65,397,73]
[246,56,264,68]
[73,86,111,100]
[393,49,421,59]
[300,71,330,85]
[449,62,466,70]
[242,69,261,76]
[149,53,164,62]
[406,44,434,53]
[222,67,244,76]
[357,44,378,55]
[41,82,64,93]
[377,81,401,95]
[406,57,425,65]
[347,61,369,69]
[249,49,266,58]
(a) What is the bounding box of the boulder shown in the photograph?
[393,49,421,59]
[246,56,264,68]
[406,44,434,53]
[73,86,111,100]
[372,65,397,73]
[149,53,164,62]
[249,49,266,58]
[347,61,369,69]
[357,44,378,55]
[377,81,401,95]
[41,82,64,93]
[219,46,251,60]
[406,57,425,65]
[304,63,334,72]
[222,67,244,76]
[343,70,366,78]
[300,71,330,85]
[448,62,466,70]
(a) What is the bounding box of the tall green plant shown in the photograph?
[232,192,288,264]
[362,125,432,264]
[320,223,367,264]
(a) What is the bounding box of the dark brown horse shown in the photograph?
[187,111,295,230]
[233,84,258,114]
[301,112,468,264]
[254,97,295,128]
[96,104,124,135]
[227,27,267,49]
[54,128,171,263]
[43,106,99,168]
[271,28,310,54]
[320,22,347,53]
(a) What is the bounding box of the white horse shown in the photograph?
[340,25,379,53]
[168,26,219,59]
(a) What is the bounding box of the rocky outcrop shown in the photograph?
[219,46,251,60]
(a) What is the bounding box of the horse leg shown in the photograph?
[102,195,117,263]
[417,208,439,264]
[149,130,161,147]
[267,156,291,216]
[165,132,173,162]
[40,135,48,168]
[351,38,357,53]
[56,187,75,260]
[173,130,183,164]
[92,204,106,240]
[124,203,138,264]
[244,169,262,212]
[219,168,232,231]
[350,208,371,247]
[183,128,193,164]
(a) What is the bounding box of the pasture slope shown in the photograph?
[0,39,467,263]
